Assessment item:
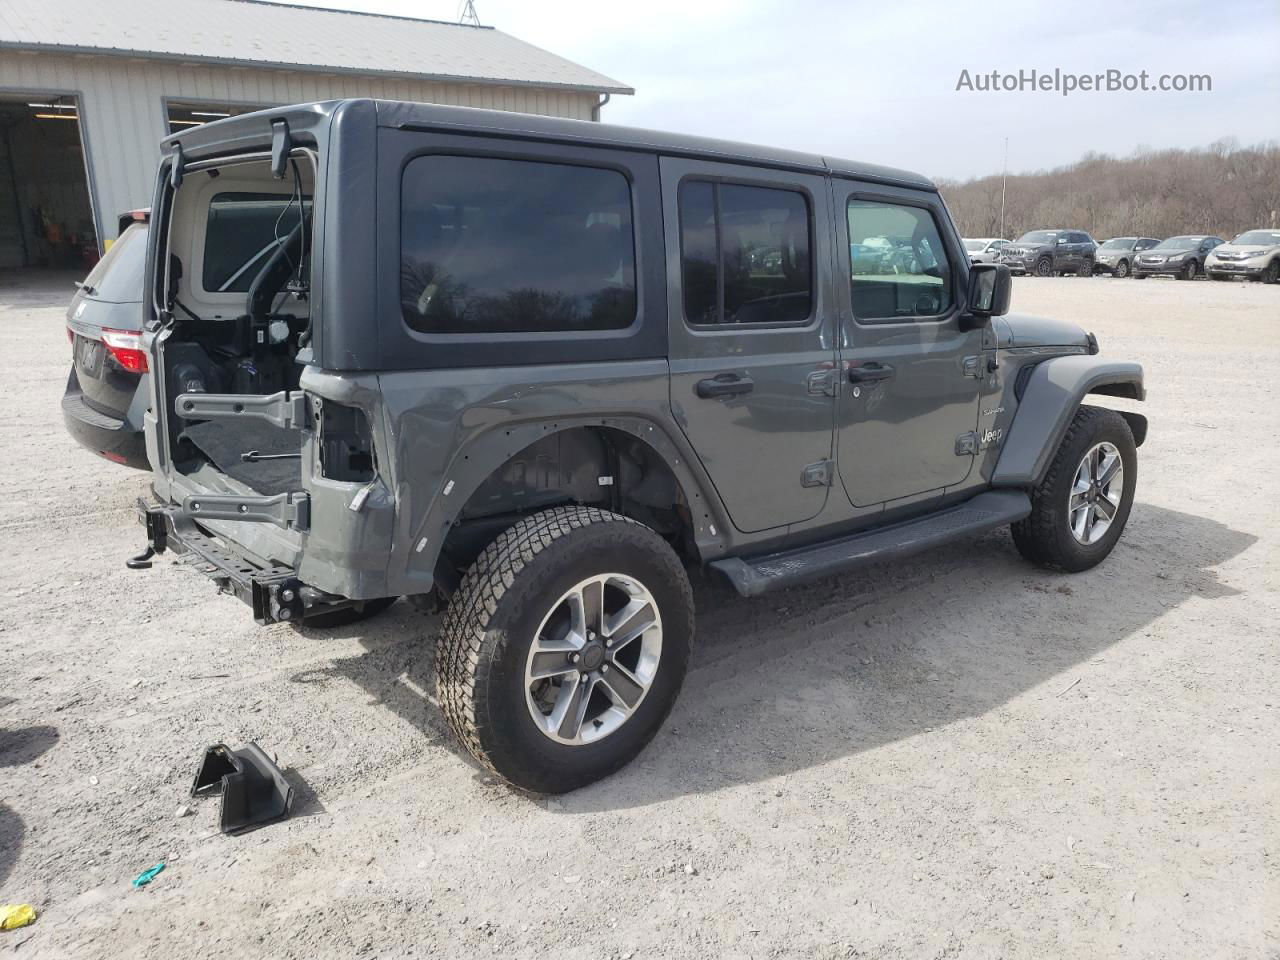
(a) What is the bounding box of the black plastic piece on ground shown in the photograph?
[191,743,295,834]
[126,546,155,570]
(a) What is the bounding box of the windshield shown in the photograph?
[1017,231,1060,244]
[80,222,148,304]
[1100,238,1134,250]
[1232,230,1280,246]
[963,240,985,252]
[1152,237,1200,251]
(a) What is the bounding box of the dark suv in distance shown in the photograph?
[1000,230,1098,277]
[1094,237,1161,278]
[130,100,1146,794]
[1133,235,1224,280]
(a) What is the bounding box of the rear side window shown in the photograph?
[679,180,812,326]
[203,192,311,293]
[400,156,637,335]
[847,199,953,321]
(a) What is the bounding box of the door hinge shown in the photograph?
[955,432,978,456]
[183,491,311,531]
[174,391,308,430]
[801,460,833,487]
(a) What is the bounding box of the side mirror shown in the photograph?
[966,263,1011,325]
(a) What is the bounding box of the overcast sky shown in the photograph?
[286,0,1279,182]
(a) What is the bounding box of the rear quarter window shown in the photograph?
[399,155,637,335]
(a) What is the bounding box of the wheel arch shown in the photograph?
[992,356,1146,488]
[422,419,725,592]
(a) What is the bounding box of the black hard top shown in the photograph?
[163,98,936,192]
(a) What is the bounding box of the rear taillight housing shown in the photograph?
[101,328,149,373]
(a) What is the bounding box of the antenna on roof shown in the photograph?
[458,1,481,26]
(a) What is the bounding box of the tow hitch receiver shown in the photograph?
[191,743,295,834]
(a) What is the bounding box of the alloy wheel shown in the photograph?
[524,573,663,745]
[1068,441,1124,545]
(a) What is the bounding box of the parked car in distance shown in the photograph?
[1205,229,1280,283]
[1000,230,1097,277]
[62,211,150,469]
[1132,235,1224,280]
[1094,237,1161,278]
[134,99,1146,794]
[964,238,1009,264]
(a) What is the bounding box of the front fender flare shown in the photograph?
[992,356,1145,488]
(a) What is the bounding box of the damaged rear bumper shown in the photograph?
[137,497,350,624]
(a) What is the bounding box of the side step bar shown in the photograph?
[709,490,1031,597]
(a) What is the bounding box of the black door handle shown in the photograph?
[696,373,755,398]
[848,362,895,383]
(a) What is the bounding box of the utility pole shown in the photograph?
[999,137,1008,239]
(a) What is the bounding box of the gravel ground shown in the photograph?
[1,271,1276,959]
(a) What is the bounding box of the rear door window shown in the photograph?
[203,192,311,293]
[400,156,637,334]
[678,180,812,326]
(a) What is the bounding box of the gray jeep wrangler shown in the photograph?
[135,100,1146,793]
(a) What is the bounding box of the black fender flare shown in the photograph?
[401,416,729,588]
[992,356,1145,488]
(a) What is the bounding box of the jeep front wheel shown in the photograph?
[1011,406,1137,572]
[437,506,693,793]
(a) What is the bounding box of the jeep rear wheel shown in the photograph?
[436,506,693,793]
[1011,406,1137,573]
[1034,257,1054,277]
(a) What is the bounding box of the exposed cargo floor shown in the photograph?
[182,419,302,496]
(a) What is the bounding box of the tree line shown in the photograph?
[937,138,1280,242]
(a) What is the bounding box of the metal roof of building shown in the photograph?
[0,0,633,94]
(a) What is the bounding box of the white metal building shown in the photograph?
[0,0,631,267]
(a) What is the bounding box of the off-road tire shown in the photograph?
[436,506,694,793]
[301,596,397,628]
[1011,406,1137,573]
[1034,257,1054,277]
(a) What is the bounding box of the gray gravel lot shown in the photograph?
[1,271,1276,959]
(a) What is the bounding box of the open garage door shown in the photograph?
[167,100,270,135]
[0,94,98,270]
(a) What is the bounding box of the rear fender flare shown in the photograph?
[404,416,728,584]
[992,356,1145,488]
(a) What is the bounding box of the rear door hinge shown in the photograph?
[801,459,834,487]
[174,391,308,430]
[183,491,310,531]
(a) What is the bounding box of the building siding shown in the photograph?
[0,50,600,249]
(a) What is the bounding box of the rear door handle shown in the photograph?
[696,373,755,398]
[848,362,895,383]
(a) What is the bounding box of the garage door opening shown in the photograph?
[167,100,269,135]
[0,93,97,270]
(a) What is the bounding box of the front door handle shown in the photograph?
[696,373,755,399]
[848,362,895,383]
